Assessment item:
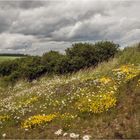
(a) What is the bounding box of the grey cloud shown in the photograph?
[0,1,45,9]
[0,8,19,33]
[0,0,139,54]
[9,0,109,36]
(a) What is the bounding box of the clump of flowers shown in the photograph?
[54,129,63,136]
[76,93,117,113]
[22,114,57,129]
[99,77,112,84]
[0,115,10,122]
[113,65,140,82]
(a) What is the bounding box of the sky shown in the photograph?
[0,0,139,55]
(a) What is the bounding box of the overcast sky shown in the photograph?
[0,0,139,55]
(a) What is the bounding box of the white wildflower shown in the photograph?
[69,133,79,138]
[63,132,68,136]
[54,129,63,136]
[2,133,6,138]
[83,135,91,140]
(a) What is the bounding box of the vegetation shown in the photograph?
[0,41,119,85]
[0,41,139,139]
[118,43,140,65]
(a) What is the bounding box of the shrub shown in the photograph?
[41,51,64,73]
[0,60,19,76]
[94,41,119,62]
[66,41,119,72]
[18,56,46,81]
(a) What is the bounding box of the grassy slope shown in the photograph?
[0,57,140,138]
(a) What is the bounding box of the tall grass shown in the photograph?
[118,43,140,65]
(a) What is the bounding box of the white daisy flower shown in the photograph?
[2,133,6,138]
[69,133,79,139]
[83,135,91,140]
[54,129,63,136]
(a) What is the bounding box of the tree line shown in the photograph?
[0,41,119,84]
[0,53,28,57]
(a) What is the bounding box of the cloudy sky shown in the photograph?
[0,0,139,55]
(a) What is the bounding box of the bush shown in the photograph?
[66,41,119,71]
[94,41,119,62]
[18,56,46,81]
[41,51,64,73]
[66,43,98,72]
[0,60,19,76]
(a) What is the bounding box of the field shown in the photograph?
[0,56,21,62]
[0,57,140,139]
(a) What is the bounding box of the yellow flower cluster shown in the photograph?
[0,115,10,122]
[113,65,130,73]
[22,114,56,129]
[76,93,117,113]
[99,77,112,84]
[113,65,140,81]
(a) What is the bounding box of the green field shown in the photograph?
[0,56,22,62]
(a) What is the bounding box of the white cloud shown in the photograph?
[0,33,35,50]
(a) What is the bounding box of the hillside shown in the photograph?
[0,55,140,139]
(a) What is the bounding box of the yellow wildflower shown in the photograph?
[76,93,117,113]
[99,77,112,84]
[22,114,57,129]
[0,115,10,122]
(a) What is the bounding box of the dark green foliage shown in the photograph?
[0,41,119,84]
[66,43,98,68]
[41,51,64,73]
[0,60,19,76]
[66,41,119,71]
[0,56,46,83]
[18,56,46,81]
[94,41,119,62]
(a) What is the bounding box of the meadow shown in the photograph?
[0,55,25,63]
[0,44,140,139]
[0,56,19,62]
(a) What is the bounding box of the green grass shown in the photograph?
[118,43,140,65]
